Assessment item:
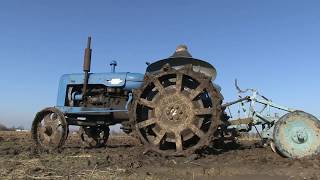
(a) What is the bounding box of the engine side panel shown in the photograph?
[56,72,144,107]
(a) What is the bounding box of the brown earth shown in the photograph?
[0,131,319,180]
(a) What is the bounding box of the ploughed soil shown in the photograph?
[0,131,320,180]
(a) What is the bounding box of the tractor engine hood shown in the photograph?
[58,72,144,88]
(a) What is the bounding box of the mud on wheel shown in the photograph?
[79,126,110,148]
[130,65,223,156]
[31,107,68,151]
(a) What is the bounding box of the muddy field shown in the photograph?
[0,131,320,180]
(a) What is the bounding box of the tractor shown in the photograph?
[31,37,320,158]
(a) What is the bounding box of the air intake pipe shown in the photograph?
[110,60,117,73]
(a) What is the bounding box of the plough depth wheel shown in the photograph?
[273,111,320,158]
[131,66,223,156]
[31,107,68,151]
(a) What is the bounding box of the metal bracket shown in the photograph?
[125,93,133,110]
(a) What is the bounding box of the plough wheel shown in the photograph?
[79,126,110,148]
[131,65,223,156]
[31,107,68,151]
[273,111,320,158]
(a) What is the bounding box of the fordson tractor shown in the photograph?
[32,37,320,158]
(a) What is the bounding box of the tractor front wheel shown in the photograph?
[31,107,68,151]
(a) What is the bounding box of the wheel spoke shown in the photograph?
[189,124,205,137]
[43,135,51,144]
[136,118,157,128]
[153,130,166,146]
[51,131,62,145]
[194,108,213,116]
[39,126,46,134]
[50,120,61,131]
[189,82,207,100]
[175,73,183,92]
[175,133,183,152]
[44,115,51,124]
[138,98,155,109]
[153,78,165,94]
[50,113,58,121]
[43,135,50,144]
[39,126,50,144]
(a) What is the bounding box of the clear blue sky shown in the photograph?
[0,1,319,128]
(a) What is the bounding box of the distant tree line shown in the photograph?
[0,123,25,131]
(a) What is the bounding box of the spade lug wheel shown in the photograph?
[130,64,223,156]
[79,126,110,148]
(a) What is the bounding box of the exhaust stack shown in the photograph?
[82,37,92,97]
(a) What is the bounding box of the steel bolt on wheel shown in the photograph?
[31,107,68,151]
[273,111,320,158]
[131,65,223,156]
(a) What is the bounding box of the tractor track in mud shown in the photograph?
[0,131,320,179]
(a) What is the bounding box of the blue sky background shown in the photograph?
[0,1,319,129]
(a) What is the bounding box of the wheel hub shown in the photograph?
[165,105,184,122]
[45,126,53,136]
[291,128,308,144]
[156,93,193,130]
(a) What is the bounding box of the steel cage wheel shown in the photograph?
[273,111,320,158]
[131,65,223,156]
[79,126,110,148]
[31,107,68,151]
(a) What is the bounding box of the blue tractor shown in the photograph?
[32,37,320,158]
[31,37,223,156]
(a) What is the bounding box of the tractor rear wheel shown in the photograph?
[131,65,223,156]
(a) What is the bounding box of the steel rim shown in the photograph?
[273,111,320,158]
[31,107,68,151]
[132,66,222,156]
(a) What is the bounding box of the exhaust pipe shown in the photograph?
[82,37,92,97]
